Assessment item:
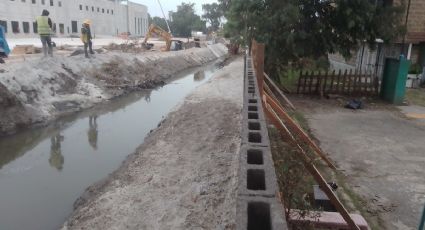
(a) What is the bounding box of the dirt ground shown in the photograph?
[292,96,425,229]
[61,57,244,229]
[0,44,227,136]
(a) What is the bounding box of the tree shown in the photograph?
[223,0,405,74]
[169,3,207,37]
[151,16,169,32]
[202,3,223,31]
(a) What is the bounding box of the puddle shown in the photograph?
[0,62,220,230]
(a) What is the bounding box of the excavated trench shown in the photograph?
[0,62,220,230]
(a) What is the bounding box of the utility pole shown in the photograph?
[401,0,412,56]
[126,0,130,34]
[157,0,171,34]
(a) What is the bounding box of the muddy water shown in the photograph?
[0,63,219,230]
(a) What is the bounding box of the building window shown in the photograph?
[21,0,26,2]
[111,10,113,15]
[52,23,56,33]
[86,6,89,11]
[23,22,30,33]
[59,23,64,34]
[33,22,37,33]
[67,26,69,34]
[32,0,36,3]
[79,5,82,10]
[138,18,141,34]
[58,1,61,7]
[41,0,45,4]
[71,21,77,33]
[11,21,19,33]
[102,8,104,13]
[92,6,94,12]
[49,0,53,6]
[107,9,109,14]
[97,7,99,12]
[134,17,136,33]
[0,20,7,33]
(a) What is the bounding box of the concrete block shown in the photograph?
[236,196,288,230]
[242,102,266,123]
[242,128,270,147]
[238,145,278,197]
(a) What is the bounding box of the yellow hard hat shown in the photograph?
[83,19,91,25]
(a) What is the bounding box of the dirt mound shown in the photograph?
[62,57,243,230]
[0,44,228,136]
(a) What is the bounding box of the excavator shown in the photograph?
[142,24,183,51]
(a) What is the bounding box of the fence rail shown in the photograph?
[297,70,379,97]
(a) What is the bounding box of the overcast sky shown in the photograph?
[131,0,218,18]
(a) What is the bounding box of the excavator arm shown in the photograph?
[143,24,172,51]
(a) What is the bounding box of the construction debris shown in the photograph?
[11,45,41,55]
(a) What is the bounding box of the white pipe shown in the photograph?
[157,0,172,34]
[407,43,413,60]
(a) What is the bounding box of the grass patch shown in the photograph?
[405,88,425,107]
[287,111,309,133]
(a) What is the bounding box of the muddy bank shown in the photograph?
[62,58,243,229]
[0,44,228,136]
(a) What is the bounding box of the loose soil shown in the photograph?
[0,44,227,136]
[62,58,244,229]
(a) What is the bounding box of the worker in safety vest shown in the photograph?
[0,25,10,64]
[36,10,53,57]
[81,20,94,58]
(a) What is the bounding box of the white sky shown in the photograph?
[130,0,218,18]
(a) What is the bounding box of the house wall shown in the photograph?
[403,0,425,34]
[0,0,148,38]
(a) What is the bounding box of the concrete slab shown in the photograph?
[304,106,425,230]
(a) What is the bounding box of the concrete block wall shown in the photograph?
[236,54,288,230]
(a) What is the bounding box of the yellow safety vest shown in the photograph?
[36,16,51,35]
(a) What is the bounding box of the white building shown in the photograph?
[0,0,148,38]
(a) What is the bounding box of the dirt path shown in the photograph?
[62,57,244,229]
[295,98,425,230]
[0,44,227,136]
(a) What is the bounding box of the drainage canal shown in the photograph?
[0,62,220,230]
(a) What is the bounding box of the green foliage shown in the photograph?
[202,3,223,32]
[409,63,422,74]
[223,0,405,75]
[151,16,169,32]
[170,3,207,37]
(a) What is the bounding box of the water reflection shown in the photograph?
[194,70,205,81]
[144,90,151,103]
[49,133,64,171]
[0,61,221,230]
[87,116,98,150]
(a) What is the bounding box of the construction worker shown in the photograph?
[81,20,95,58]
[36,9,53,57]
[0,25,10,64]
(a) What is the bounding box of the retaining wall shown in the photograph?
[236,54,288,230]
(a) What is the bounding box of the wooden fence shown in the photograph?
[297,70,379,97]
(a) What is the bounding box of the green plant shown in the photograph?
[408,63,422,75]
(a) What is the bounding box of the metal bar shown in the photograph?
[262,97,361,230]
[297,71,302,94]
[303,71,308,94]
[329,70,335,94]
[322,71,328,98]
[264,72,296,110]
[315,71,321,95]
[308,71,314,94]
[263,92,336,169]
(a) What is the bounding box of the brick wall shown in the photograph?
[405,0,425,33]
